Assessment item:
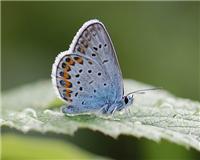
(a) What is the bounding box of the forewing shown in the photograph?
[70,19,124,100]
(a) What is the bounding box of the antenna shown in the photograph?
[127,87,162,96]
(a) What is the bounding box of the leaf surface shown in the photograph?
[1,79,200,151]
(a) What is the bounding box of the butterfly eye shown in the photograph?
[124,96,129,104]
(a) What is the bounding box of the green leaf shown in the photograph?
[1,79,200,151]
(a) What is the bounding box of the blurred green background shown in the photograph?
[1,1,200,160]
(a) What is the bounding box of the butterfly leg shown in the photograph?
[111,105,119,116]
[105,105,116,115]
[124,108,131,117]
[128,108,131,115]
[106,101,124,114]
[96,104,109,114]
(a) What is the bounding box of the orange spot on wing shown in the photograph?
[66,65,71,72]
[66,89,72,93]
[74,57,83,64]
[66,92,71,97]
[65,80,72,88]
[67,59,75,66]
[64,71,71,79]
[88,60,93,65]
[65,89,72,97]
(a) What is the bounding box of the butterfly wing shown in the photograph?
[52,52,112,113]
[52,19,123,113]
[70,19,124,101]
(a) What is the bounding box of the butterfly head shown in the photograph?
[121,87,161,110]
[123,94,134,107]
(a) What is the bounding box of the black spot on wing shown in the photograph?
[102,60,109,64]
[75,74,80,78]
[89,80,93,84]
[93,47,98,51]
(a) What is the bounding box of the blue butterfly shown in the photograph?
[52,19,156,114]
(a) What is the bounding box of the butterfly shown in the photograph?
[51,19,157,114]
